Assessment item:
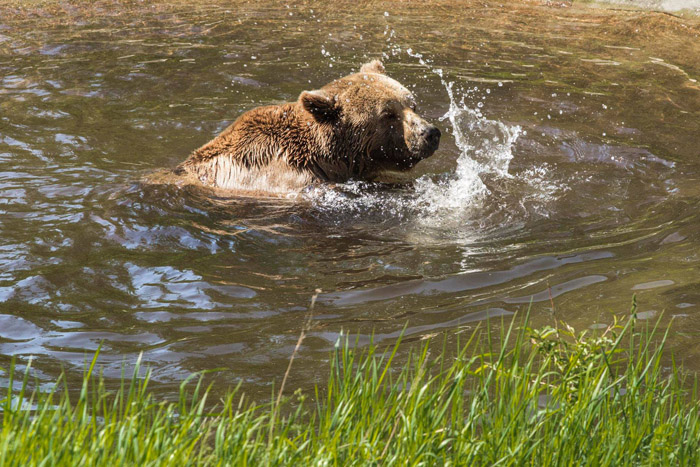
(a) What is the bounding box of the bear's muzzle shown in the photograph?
[423,125,441,152]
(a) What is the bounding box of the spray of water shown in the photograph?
[405,48,521,225]
[307,44,543,242]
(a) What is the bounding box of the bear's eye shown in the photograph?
[410,103,417,111]
[381,110,398,119]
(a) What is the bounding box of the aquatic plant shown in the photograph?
[1,311,698,465]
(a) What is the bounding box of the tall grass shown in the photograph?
[1,311,698,465]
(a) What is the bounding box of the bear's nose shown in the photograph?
[424,126,441,149]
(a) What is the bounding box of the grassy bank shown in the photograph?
[1,312,699,465]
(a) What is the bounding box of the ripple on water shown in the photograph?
[632,280,675,291]
[126,264,256,309]
[0,0,699,396]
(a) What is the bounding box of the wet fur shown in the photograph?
[175,60,439,195]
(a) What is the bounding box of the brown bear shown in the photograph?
[175,60,440,195]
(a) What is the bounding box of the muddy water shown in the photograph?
[1,1,699,397]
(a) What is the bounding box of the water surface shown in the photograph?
[1,0,699,397]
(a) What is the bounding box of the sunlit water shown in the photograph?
[1,1,699,397]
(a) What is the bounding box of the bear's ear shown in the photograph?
[299,90,339,123]
[360,59,385,74]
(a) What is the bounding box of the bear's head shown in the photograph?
[298,60,440,175]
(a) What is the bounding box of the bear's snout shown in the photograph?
[423,126,441,151]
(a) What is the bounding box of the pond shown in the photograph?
[1,0,699,398]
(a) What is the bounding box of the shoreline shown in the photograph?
[585,0,700,14]
[0,0,699,16]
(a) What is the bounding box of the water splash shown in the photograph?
[405,48,520,224]
[309,48,523,237]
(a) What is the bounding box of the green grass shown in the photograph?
[1,310,699,465]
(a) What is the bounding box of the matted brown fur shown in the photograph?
[175,60,441,195]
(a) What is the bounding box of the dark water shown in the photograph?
[1,1,699,397]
